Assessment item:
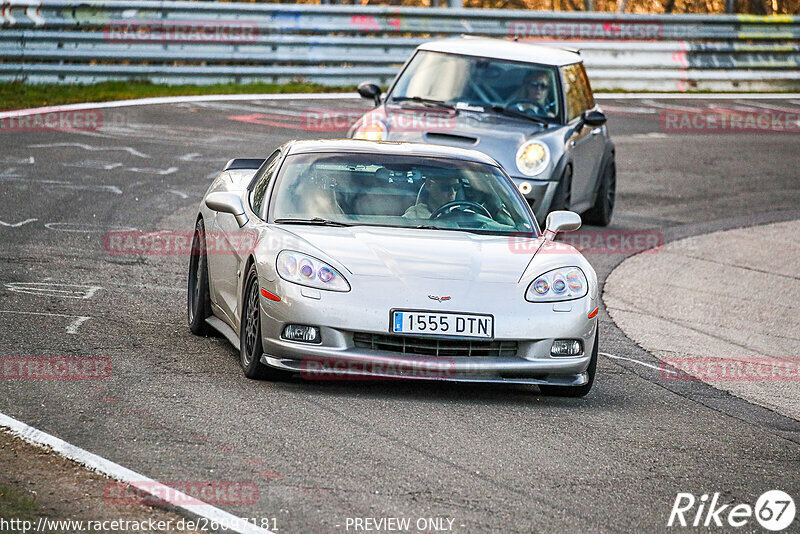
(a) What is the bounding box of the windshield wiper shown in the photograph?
[415,224,442,230]
[487,105,550,126]
[391,96,456,111]
[274,217,352,227]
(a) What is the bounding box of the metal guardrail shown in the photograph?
[1,0,799,91]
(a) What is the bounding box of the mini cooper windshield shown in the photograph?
[390,50,561,122]
[270,153,538,236]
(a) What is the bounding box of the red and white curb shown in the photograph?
[0,411,274,534]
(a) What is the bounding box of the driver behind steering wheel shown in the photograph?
[507,70,556,119]
[403,176,458,219]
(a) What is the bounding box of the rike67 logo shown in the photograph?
[668,490,795,531]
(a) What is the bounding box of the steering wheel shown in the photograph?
[508,99,547,116]
[430,200,492,220]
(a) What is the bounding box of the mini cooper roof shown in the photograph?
[417,37,582,67]
[286,139,503,168]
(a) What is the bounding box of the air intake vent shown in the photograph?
[424,133,478,145]
[353,332,517,358]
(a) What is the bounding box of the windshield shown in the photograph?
[270,153,537,236]
[390,50,561,122]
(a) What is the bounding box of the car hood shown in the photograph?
[375,106,557,174]
[277,225,541,283]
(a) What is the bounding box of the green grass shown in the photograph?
[0,80,354,111]
[0,485,38,522]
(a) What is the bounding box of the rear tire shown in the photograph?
[188,218,212,335]
[538,332,598,398]
[239,264,290,381]
[583,157,616,227]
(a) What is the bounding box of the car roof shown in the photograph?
[285,139,503,167]
[417,37,581,67]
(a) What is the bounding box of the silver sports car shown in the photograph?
[189,139,599,396]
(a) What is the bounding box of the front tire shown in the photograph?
[239,264,290,381]
[188,218,212,335]
[583,157,616,227]
[538,332,598,398]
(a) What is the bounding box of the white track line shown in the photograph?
[600,351,676,374]
[0,93,357,119]
[2,93,799,120]
[0,309,91,335]
[595,93,800,100]
[65,316,90,334]
[0,412,274,534]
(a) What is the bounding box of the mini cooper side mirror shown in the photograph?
[583,110,607,127]
[544,210,582,240]
[205,192,248,227]
[357,82,382,106]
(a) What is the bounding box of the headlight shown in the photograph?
[526,267,587,302]
[516,140,550,176]
[353,118,388,141]
[276,251,350,292]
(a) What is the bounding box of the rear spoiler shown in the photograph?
[223,158,266,171]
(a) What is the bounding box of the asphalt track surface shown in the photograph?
[1,96,799,533]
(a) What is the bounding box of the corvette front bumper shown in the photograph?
[259,328,596,386]
[256,268,598,386]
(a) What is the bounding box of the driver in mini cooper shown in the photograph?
[509,70,557,118]
[403,176,459,219]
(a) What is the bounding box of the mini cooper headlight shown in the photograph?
[516,140,550,177]
[526,267,587,302]
[277,251,350,292]
[353,118,388,141]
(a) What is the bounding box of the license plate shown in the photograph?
[391,311,493,339]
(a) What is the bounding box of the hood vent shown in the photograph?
[424,132,479,146]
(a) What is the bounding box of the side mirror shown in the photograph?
[205,192,248,227]
[544,210,581,240]
[583,109,607,127]
[357,82,382,106]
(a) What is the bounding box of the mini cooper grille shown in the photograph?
[352,332,518,358]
